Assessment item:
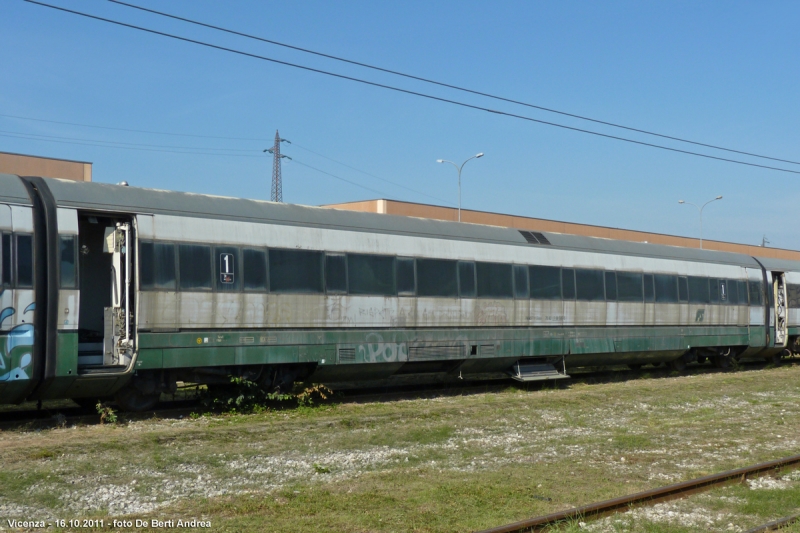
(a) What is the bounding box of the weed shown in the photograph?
[96,402,118,424]
[312,463,331,474]
[295,383,334,407]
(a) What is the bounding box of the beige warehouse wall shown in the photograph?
[0,151,91,182]
[323,199,800,261]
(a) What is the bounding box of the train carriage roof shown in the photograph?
[0,174,34,205]
[10,175,800,271]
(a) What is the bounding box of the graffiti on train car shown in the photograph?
[0,302,35,381]
[358,332,408,363]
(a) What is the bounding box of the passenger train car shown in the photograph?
[0,173,797,410]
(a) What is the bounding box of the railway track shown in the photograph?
[0,358,795,428]
[476,454,800,533]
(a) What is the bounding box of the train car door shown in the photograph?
[76,214,134,370]
[772,271,788,347]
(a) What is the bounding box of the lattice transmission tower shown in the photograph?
[265,130,291,202]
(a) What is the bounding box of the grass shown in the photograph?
[1,364,799,532]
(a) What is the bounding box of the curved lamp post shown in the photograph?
[678,195,722,250]
[436,153,484,222]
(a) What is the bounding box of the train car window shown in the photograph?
[417,259,458,297]
[325,254,347,294]
[719,280,728,303]
[575,269,605,301]
[348,254,396,296]
[215,246,241,291]
[643,274,655,303]
[59,235,77,289]
[396,258,415,295]
[709,278,720,303]
[513,265,529,299]
[787,283,800,308]
[562,268,576,300]
[1,234,10,286]
[529,265,561,299]
[477,262,513,298]
[458,261,476,298]
[616,272,643,302]
[748,280,763,306]
[16,234,33,288]
[139,241,154,289]
[688,276,709,303]
[678,277,689,303]
[738,280,749,305]
[727,279,739,305]
[269,249,323,293]
[154,243,176,290]
[654,274,678,303]
[179,244,212,290]
[242,248,268,291]
[605,272,617,301]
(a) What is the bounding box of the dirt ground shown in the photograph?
[1,363,799,532]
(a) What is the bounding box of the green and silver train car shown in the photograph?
[0,174,797,410]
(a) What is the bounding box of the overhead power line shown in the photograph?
[25,0,800,176]
[0,112,267,141]
[110,0,800,168]
[1,128,451,203]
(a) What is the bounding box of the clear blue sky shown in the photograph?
[2,1,799,248]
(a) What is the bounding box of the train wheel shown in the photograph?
[115,384,161,412]
[712,355,732,369]
[766,351,785,366]
[668,358,687,371]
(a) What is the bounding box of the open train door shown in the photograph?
[772,271,788,348]
[103,222,134,367]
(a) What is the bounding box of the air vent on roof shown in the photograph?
[519,230,552,245]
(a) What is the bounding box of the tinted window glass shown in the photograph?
[477,262,513,298]
[719,280,729,303]
[16,234,33,288]
[654,274,678,303]
[417,259,458,297]
[459,262,476,298]
[215,246,240,291]
[688,276,709,303]
[727,279,739,305]
[513,265,529,299]
[787,283,800,309]
[617,272,643,302]
[326,254,347,293]
[529,266,561,299]
[738,280,749,305]
[348,254,395,295]
[605,272,617,301]
[748,280,763,306]
[575,269,605,301]
[397,258,415,295]
[269,249,323,293]
[710,278,720,303]
[678,277,689,303]
[1,234,10,286]
[562,268,576,300]
[154,243,176,290]
[59,235,77,289]
[139,241,154,289]
[243,248,267,291]
[179,244,212,290]
[643,274,655,302]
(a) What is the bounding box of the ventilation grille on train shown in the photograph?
[338,347,356,363]
[408,345,466,361]
[519,230,551,245]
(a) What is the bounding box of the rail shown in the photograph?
[476,454,800,533]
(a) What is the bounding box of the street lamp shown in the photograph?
[436,153,484,222]
[678,195,723,250]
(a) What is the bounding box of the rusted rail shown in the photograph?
[744,514,800,533]
[476,454,800,533]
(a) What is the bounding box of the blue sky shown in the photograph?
[2,1,799,248]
